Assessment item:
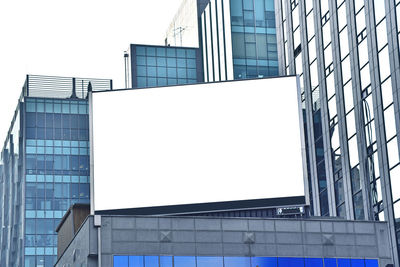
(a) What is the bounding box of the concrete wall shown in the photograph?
[56,210,74,259]
[56,216,95,267]
[56,216,394,267]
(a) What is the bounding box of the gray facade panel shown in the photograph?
[56,216,393,266]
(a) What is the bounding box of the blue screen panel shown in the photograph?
[197,256,223,267]
[351,259,364,267]
[174,256,196,267]
[160,256,172,267]
[365,259,378,267]
[305,258,323,267]
[337,259,351,267]
[145,256,158,267]
[251,257,277,267]
[278,257,305,267]
[114,256,129,267]
[324,258,337,267]
[224,256,250,267]
[129,256,144,267]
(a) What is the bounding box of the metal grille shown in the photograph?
[23,74,112,99]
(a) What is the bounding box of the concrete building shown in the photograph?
[55,214,391,266]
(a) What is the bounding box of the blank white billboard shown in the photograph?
[92,77,304,211]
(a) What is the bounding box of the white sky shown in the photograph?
[0,0,183,145]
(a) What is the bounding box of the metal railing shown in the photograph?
[23,74,113,99]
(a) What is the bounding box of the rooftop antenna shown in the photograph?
[124,50,130,88]
[173,26,185,46]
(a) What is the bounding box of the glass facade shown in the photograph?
[0,75,111,267]
[276,0,400,264]
[200,0,278,82]
[230,0,278,79]
[131,45,200,88]
[0,102,23,267]
[113,256,378,267]
[24,98,90,267]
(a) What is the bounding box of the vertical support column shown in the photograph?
[347,0,373,222]
[274,0,286,75]
[365,0,400,264]
[130,45,137,88]
[385,0,400,157]
[341,0,365,221]
[313,0,337,217]
[285,0,296,75]
[26,75,29,97]
[297,0,315,210]
[297,0,321,215]
[385,0,400,263]
[88,91,95,215]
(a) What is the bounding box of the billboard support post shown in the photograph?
[89,90,95,215]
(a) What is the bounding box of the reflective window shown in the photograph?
[341,56,351,83]
[378,46,390,80]
[133,45,198,88]
[391,165,400,202]
[384,105,396,140]
[23,99,90,265]
[354,190,365,220]
[376,19,388,50]
[387,137,400,168]
[343,80,353,113]
[356,7,366,34]
[381,77,393,108]
[230,0,278,79]
[348,136,359,168]
[307,13,314,41]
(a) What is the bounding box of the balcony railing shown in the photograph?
[23,74,113,99]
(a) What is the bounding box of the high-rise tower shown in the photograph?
[275,0,400,264]
[0,75,112,267]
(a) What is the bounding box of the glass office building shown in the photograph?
[0,75,112,267]
[165,0,279,82]
[200,0,279,81]
[130,44,203,88]
[275,0,400,264]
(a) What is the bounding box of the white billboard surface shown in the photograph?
[92,77,304,211]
